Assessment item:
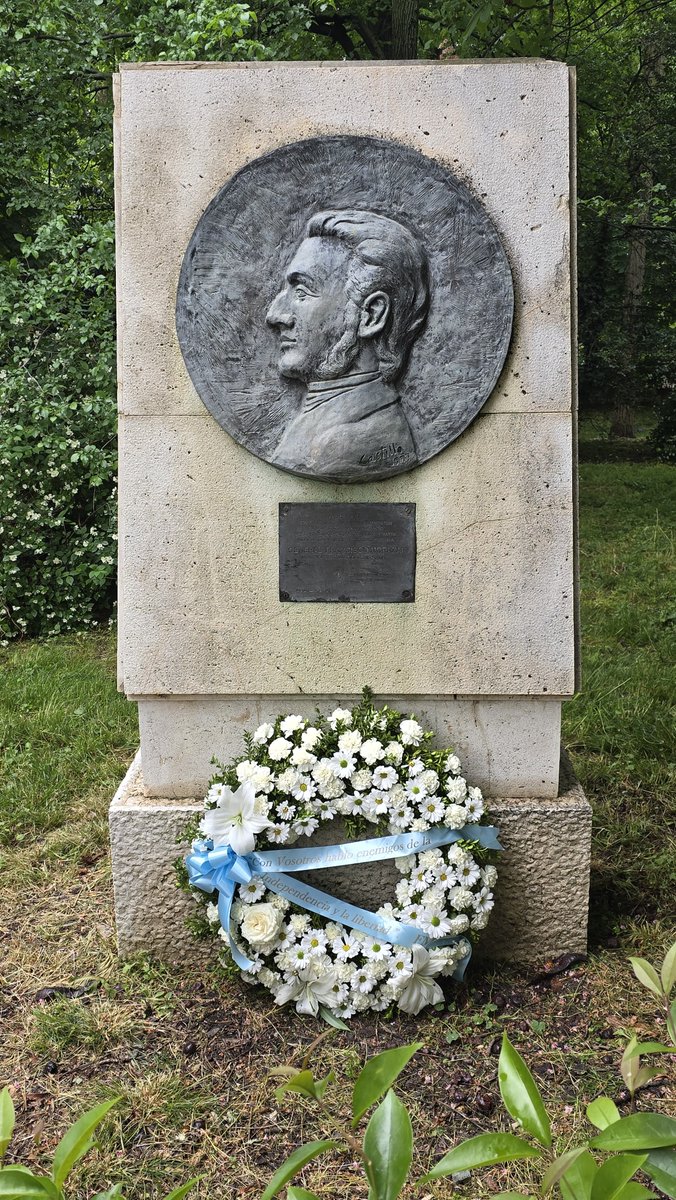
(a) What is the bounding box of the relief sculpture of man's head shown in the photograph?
[265,209,431,481]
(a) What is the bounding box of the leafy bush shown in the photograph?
[0,217,117,642]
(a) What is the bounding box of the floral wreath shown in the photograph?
[183,690,501,1019]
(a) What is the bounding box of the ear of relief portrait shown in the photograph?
[176,136,514,484]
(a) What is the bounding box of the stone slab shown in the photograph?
[136,694,563,800]
[115,60,577,701]
[109,750,591,964]
[118,410,574,697]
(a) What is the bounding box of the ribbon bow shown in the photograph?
[186,842,257,969]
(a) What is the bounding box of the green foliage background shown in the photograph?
[0,0,674,639]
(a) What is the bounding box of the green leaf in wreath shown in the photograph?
[419,1132,541,1182]
[498,1033,552,1147]
[0,1090,14,1160]
[351,1042,422,1126]
[261,1140,337,1200]
[363,1089,413,1200]
[587,1096,622,1130]
[51,1098,120,1190]
[589,1153,647,1200]
[590,1114,676,1152]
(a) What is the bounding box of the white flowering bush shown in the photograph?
[184,691,499,1019]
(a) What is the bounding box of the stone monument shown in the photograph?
[111,59,591,963]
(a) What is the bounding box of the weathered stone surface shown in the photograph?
[136,694,563,800]
[119,410,574,697]
[109,751,591,963]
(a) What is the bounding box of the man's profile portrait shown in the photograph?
[266,209,430,481]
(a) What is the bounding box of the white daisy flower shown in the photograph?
[267,822,291,844]
[473,886,494,913]
[332,750,356,778]
[292,777,317,803]
[420,908,454,937]
[363,789,389,818]
[407,758,424,777]
[292,815,319,837]
[239,877,266,903]
[456,859,480,886]
[464,793,485,820]
[420,796,445,822]
[331,932,360,960]
[300,929,328,955]
[362,938,391,961]
[316,800,337,820]
[207,782,228,804]
[372,764,398,790]
[351,965,377,994]
[405,779,427,802]
[277,800,296,820]
[389,805,414,832]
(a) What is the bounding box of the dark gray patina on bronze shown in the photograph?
[177,136,513,484]
[279,502,415,602]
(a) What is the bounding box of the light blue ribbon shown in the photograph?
[186,823,502,980]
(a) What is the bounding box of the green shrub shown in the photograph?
[0,216,117,642]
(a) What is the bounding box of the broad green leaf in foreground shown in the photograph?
[590,1153,647,1200]
[645,1147,676,1199]
[542,1147,589,1194]
[591,1113,676,1151]
[629,957,663,998]
[363,1089,413,1200]
[0,1090,14,1160]
[493,1194,537,1198]
[615,1185,658,1200]
[287,1189,322,1200]
[419,1132,541,1182]
[351,1042,422,1126]
[559,1150,599,1200]
[631,1042,675,1055]
[587,1096,621,1130]
[261,1140,337,1200]
[0,1173,59,1198]
[661,942,676,995]
[51,1098,120,1190]
[498,1033,552,1147]
[92,1187,125,1200]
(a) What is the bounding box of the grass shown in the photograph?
[0,463,675,1198]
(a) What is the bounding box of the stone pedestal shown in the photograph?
[111,59,589,966]
[110,750,591,964]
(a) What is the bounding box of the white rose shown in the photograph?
[252,723,274,744]
[268,737,293,761]
[240,903,284,951]
[400,719,423,746]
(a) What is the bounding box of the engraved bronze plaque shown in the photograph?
[279,502,415,603]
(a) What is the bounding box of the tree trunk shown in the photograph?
[391,0,419,58]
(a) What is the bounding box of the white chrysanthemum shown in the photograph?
[338,729,362,753]
[270,894,290,913]
[421,885,446,908]
[456,859,480,887]
[268,737,293,761]
[360,738,385,765]
[276,768,300,794]
[332,750,356,778]
[301,727,322,751]
[449,886,474,911]
[446,776,468,801]
[252,723,274,744]
[384,741,404,764]
[289,914,310,935]
[411,818,430,832]
[445,803,467,829]
[445,753,462,774]
[395,878,414,905]
[420,797,445,823]
[236,761,274,793]
[320,777,345,801]
[394,853,416,875]
[329,707,352,729]
[447,844,470,866]
[400,719,423,746]
[238,877,266,904]
[372,764,398,790]
[481,865,498,888]
[420,769,439,793]
[419,849,443,871]
[313,760,336,786]
[471,911,490,930]
[281,714,305,736]
[259,966,282,992]
[448,913,470,934]
[267,822,291,844]
[291,746,317,771]
[351,767,373,792]
[292,777,317,803]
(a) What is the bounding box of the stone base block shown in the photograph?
[109,751,591,965]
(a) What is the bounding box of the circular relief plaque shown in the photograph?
[176,135,513,484]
